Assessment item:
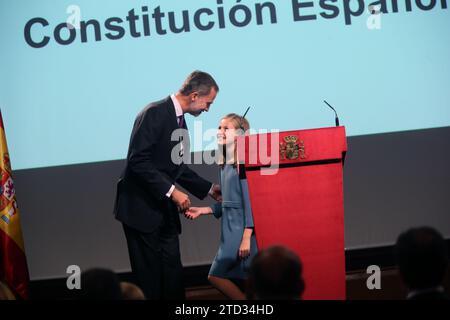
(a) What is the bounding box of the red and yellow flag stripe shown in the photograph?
[0,110,29,299]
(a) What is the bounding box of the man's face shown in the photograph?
[187,88,217,117]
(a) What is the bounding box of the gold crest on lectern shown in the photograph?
[280,135,305,160]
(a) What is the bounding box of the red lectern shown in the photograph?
[237,126,347,300]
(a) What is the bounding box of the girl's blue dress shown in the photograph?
[209,164,258,279]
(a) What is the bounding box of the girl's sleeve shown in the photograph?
[210,169,222,219]
[240,179,254,228]
[210,202,222,219]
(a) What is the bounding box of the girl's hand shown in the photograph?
[184,207,210,220]
[239,237,251,259]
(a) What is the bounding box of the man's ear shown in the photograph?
[190,92,199,101]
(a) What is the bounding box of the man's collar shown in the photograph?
[170,94,183,117]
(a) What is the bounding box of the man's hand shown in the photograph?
[171,188,191,212]
[209,184,222,202]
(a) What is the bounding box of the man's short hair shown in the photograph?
[395,226,448,290]
[179,70,219,96]
[247,245,305,300]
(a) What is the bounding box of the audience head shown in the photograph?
[395,226,448,291]
[79,268,123,300]
[120,281,146,300]
[247,245,305,300]
[0,281,16,300]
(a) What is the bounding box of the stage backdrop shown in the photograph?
[1,1,449,280]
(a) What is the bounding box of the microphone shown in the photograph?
[239,107,251,131]
[242,106,251,118]
[323,100,340,127]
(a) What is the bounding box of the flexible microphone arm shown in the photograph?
[242,106,251,119]
[323,100,340,127]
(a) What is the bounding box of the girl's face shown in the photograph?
[217,118,238,145]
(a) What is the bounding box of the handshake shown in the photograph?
[170,183,221,219]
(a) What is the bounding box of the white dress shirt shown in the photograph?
[171,93,183,119]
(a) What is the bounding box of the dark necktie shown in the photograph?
[177,115,185,158]
[178,115,185,128]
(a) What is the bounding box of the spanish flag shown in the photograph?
[0,110,29,299]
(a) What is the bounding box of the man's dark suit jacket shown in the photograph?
[114,96,212,234]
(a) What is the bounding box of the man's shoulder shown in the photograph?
[148,96,172,109]
[137,96,172,118]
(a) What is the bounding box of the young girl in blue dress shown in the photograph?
[184,113,257,300]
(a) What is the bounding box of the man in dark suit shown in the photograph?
[114,71,221,299]
[395,226,449,300]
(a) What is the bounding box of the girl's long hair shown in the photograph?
[217,113,250,167]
